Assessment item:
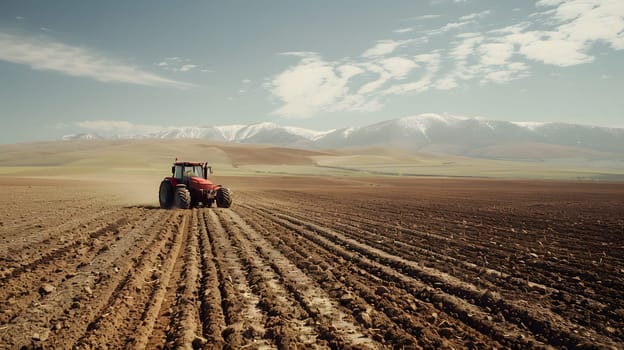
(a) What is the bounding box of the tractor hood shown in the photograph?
[190,176,214,190]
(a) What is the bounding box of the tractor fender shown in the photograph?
[163,177,178,187]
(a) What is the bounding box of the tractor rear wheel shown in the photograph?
[175,187,191,209]
[159,180,173,209]
[216,187,232,208]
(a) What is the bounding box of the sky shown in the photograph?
[1,0,623,143]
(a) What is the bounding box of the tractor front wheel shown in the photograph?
[216,187,232,208]
[175,187,191,209]
[159,180,173,209]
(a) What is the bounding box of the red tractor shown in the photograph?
[159,160,232,209]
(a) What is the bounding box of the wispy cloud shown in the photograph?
[415,14,441,20]
[382,53,441,95]
[179,64,197,72]
[270,46,433,117]
[75,120,165,136]
[0,32,193,88]
[393,27,415,34]
[270,53,380,117]
[269,0,624,118]
[155,57,206,73]
[433,9,493,34]
[362,39,412,57]
[459,10,492,22]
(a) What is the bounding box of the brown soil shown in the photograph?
[1,176,623,349]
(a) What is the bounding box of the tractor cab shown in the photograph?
[160,159,230,209]
[171,162,212,185]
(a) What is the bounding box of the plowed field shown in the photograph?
[1,176,623,349]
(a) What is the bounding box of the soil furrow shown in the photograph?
[2,176,623,348]
[132,210,190,349]
[196,208,227,347]
[162,208,203,349]
[247,204,549,348]
[266,207,621,349]
[0,208,129,286]
[218,208,382,349]
[235,205,504,350]
[0,209,172,348]
[70,209,180,348]
[0,212,141,324]
[215,209,338,349]
[0,206,123,265]
[202,209,274,349]
[262,201,618,336]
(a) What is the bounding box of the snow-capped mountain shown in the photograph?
[62,115,624,158]
[315,115,624,157]
[61,133,103,141]
[144,122,334,147]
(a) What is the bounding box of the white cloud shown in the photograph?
[379,57,418,78]
[515,31,593,66]
[417,14,441,20]
[451,33,483,61]
[76,120,164,135]
[327,94,383,113]
[479,42,514,66]
[271,47,425,117]
[362,39,411,57]
[516,0,624,64]
[459,10,492,21]
[242,79,252,84]
[357,63,391,95]
[156,57,207,72]
[356,57,417,95]
[382,78,433,95]
[435,76,458,90]
[436,9,491,34]
[482,68,524,84]
[0,32,192,88]
[270,54,364,117]
[16,16,24,20]
[402,14,440,21]
[394,27,415,34]
[280,51,318,57]
[439,20,472,32]
[269,0,624,118]
[382,53,440,95]
[179,64,197,72]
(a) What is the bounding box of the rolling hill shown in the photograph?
[63,114,624,160]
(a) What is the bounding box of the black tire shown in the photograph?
[216,187,232,208]
[204,199,213,208]
[175,187,191,209]
[159,180,173,209]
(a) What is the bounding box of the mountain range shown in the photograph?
[63,114,624,160]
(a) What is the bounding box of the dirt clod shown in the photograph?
[39,283,55,296]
